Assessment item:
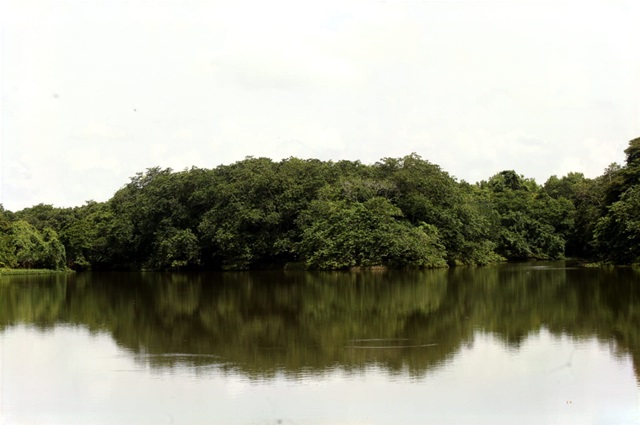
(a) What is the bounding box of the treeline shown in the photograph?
[1,137,639,270]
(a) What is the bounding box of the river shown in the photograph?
[1,262,639,424]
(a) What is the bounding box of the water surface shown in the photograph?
[1,263,639,424]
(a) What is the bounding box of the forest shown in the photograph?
[1,137,639,271]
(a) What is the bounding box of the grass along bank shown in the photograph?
[0,268,73,276]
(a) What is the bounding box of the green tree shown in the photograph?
[0,205,16,268]
[150,228,201,270]
[8,220,66,269]
[14,203,76,234]
[374,154,488,265]
[11,220,44,268]
[265,157,335,259]
[544,173,604,258]
[484,171,571,260]
[41,228,67,270]
[61,201,114,269]
[197,158,283,269]
[455,183,504,265]
[106,166,215,269]
[623,137,640,187]
[594,185,640,264]
[544,172,586,200]
[297,197,447,269]
[603,162,628,206]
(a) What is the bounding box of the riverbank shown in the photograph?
[0,268,73,276]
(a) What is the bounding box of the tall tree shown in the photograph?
[0,205,16,268]
[484,171,570,260]
[594,185,640,264]
[8,220,66,269]
[297,197,447,269]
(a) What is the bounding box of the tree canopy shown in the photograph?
[3,137,639,270]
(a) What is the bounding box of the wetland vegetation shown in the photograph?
[1,137,639,271]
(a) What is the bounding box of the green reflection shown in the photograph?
[1,263,639,380]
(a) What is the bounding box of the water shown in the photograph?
[1,262,639,424]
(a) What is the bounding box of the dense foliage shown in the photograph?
[2,138,639,270]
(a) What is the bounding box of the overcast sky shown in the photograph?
[1,0,638,211]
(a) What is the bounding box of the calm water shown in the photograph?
[1,262,639,424]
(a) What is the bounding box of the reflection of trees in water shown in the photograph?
[1,264,639,380]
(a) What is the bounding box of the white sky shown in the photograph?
[1,0,639,211]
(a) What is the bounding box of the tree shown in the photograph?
[484,171,571,260]
[8,220,66,269]
[0,205,16,268]
[150,228,200,270]
[622,137,640,192]
[11,220,44,268]
[374,154,483,265]
[104,166,216,269]
[455,183,504,265]
[61,201,115,269]
[41,228,67,270]
[594,185,640,264]
[13,204,79,251]
[197,158,282,269]
[297,197,447,269]
[544,172,586,200]
[488,170,529,192]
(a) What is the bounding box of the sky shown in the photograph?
[1,0,638,212]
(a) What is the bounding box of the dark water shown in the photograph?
[1,262,639,424]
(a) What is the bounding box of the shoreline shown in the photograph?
[0,268,73,276]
